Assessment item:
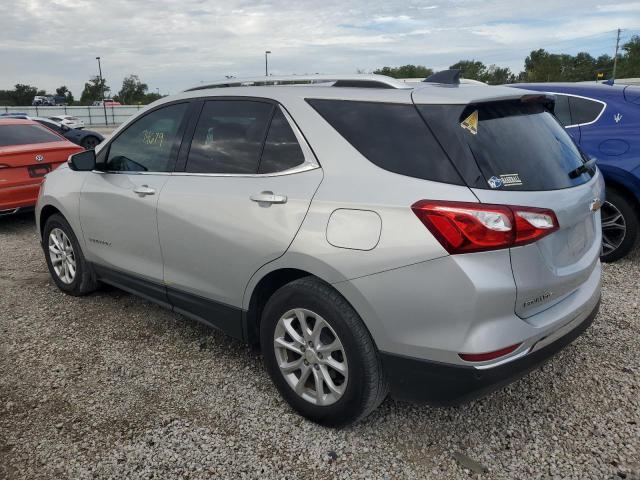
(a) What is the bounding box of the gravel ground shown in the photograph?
[1,212,638,479]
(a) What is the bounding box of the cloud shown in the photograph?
[0,0,638,97]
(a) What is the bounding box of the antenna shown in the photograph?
[423,69,461,85]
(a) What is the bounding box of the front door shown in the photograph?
[79,102,190,284]
[157,99,322,331]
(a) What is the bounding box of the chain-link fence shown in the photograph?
[0,105,146,126]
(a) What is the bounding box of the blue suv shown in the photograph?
[509,83,640,261]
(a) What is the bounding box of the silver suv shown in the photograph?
[36,74,604,426]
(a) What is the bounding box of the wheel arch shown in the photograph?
[603,175,640,221]
[242,258,367,347]
[39,204,64,240]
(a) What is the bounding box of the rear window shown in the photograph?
[306,99,463,185]
[417,101,594,191]
[0,124,61,147]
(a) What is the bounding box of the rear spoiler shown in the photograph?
[519,93,556,111]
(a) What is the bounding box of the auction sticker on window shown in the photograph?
[460,110,478,135]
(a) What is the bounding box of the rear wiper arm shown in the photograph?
[568,157,597,179]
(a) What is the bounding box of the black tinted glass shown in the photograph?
[106,103,188,172]
[306,99,463,184]
[552,94,571,126]
[259,108,305,174]
[417,101,593,191]
[0,124,61,147]
[569,97,603,125]
[186,100,273,174]
[35,119,63,133]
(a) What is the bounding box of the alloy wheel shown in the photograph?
[601,200,626,257]
[273,308,348,406]
[48,228,76,284]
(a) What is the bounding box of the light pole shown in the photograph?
[96,56,108,125]
[156,87,160,96]
[265,51,271,77]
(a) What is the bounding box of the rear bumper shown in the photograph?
[380,298,600,405]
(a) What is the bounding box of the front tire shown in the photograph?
[43,214,98,295]
[600,189,639,262]
[260,277,388,427]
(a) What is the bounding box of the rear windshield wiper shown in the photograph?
[568,157,597,179]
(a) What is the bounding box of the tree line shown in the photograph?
[374,35,639,84]
[1,36,638,106]
[0,74,162,106]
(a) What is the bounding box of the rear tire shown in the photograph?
[43,214,98,295]
[80,136,100,150]
[260,277,388,427]
[600,189,639,262]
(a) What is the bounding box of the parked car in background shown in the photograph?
[0,118,82,216]
[48,115,85,129]
[32,95,56,106]
[92,99,122,106]
[37,75,602,426]
[508,83,640,262]
[32,117,104,150]
[53,95,68,106]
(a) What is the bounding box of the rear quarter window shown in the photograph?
[306,99,463,185]
[0,124,62,147]
[568,97,604,125]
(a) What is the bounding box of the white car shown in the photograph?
[35,74,603,426]
[48,115,84,129]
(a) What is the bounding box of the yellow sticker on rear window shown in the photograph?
[460,110,478,135]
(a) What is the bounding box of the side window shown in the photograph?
[258,108,305,174]
[569,97,604,125]
[552,94,571,126]
[307,99,463,184]
[106,103,188,172]
[186,100,273,174]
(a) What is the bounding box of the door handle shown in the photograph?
[250,191,288,204]
[133,185,156,196]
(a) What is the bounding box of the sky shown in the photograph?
[1,0,639,97]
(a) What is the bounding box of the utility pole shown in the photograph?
[612,28,621,81]
[265,51,271,76]
[96,57,108,125]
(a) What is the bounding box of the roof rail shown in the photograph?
[185,74,412,92]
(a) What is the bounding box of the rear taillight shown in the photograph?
[411,200,559,254]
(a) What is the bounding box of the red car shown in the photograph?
[0,119,83,215]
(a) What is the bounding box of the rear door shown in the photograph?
[157,99,322,329]
[416,99,604,318]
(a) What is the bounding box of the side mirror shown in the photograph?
[68,150,96,171]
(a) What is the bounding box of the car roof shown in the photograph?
[161,79,538,107]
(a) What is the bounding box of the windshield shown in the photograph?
[416,100,593,191]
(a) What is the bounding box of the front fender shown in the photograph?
[36,165,88,249]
